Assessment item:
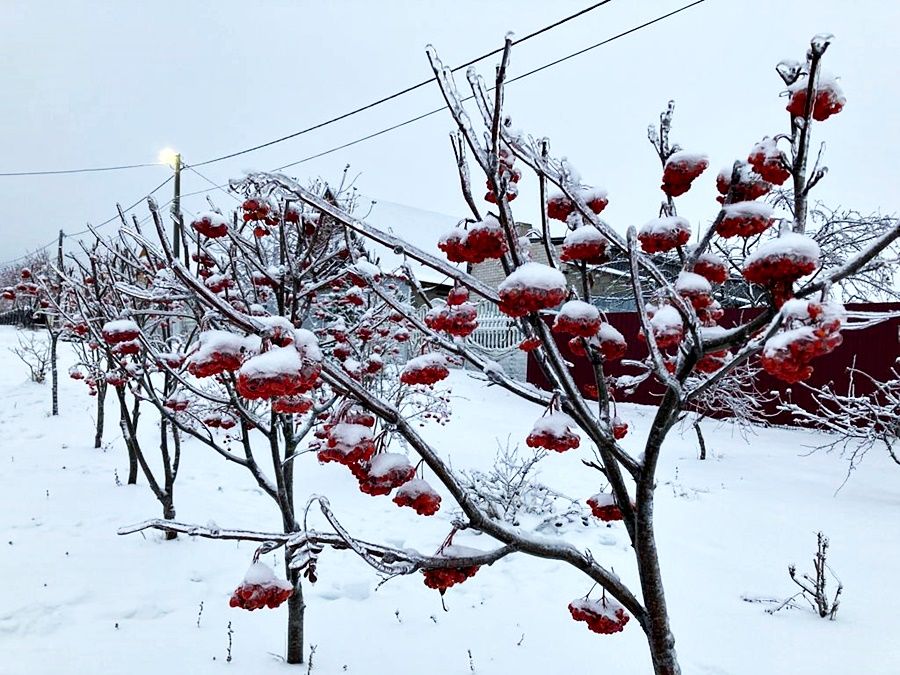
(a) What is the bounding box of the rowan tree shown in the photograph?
[117,35,900,675]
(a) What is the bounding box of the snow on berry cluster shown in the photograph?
[638,304,684,350]
[559,222,608,264]
[191,211,229,239]
[716,162,772,204]
[747,137,791,185]
[785,72,846,121]
[425,297,478,338]
[638,216,691,254]
[229,562,293,611]
[498,263,567,317]
[421,544,483,594]
[392,478,442,516]
[438,215,508,264]
[586,492,625,521]
[661,151,709,197]
[553,300,601,338]
[484,147,522,203]
[742,232,820,307]
[526,412,581,452]
[186,330,260,378]
[760,298,844,383]
[717,202,776,238]
[568,596,630,634]
[691,252,729,285]
[547,186,609,221]
[400,353,450,386]
[236,331,322,399]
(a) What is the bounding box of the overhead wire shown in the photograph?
[0,0,708,266]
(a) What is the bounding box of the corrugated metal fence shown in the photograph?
[527,303,900,426]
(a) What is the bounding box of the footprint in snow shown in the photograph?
[316,582,371,602]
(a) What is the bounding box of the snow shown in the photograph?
[649,304,683,331]
[404,352,448,371]
[242,562,292,591]
[530,412,578,436]
[238,345,306,378]
[563,224,605,245]
[664,151,708,168]
[598,321,625,343]
[722,201,774,218]
[101,319,139,336]
[329,422,372,447]
[744,232,821,266]
[639,215,691,236]
[187,330,259,361]
[675,271,711,294]
[556,299,599,322]
[3,325,900,674]
[368,452,413,478]
[499,262,566,292]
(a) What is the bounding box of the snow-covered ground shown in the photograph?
[1,324,897,674]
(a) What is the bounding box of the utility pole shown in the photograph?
[171,153,184,262]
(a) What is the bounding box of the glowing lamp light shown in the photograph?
[158,147,179,168]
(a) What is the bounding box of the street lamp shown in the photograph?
[158,148,183,260]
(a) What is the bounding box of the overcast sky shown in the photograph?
[2,0,897,265]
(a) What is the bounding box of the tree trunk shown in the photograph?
[50,332,59,416]
[162,499,177,541]
[94,382,107,448]
[694,419,707,460]
[285,557,305,664]
[115,387,139,484]
[636,513,681,675]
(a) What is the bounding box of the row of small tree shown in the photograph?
[6,33,899,675]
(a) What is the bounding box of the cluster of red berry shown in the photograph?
[786,79,846,121]
[559,226,608,265]
[526,414,581,453]
[236,364,320,400]
[229,563,294,611]
[760,301,843,383]
[691,253,729,285]
[316,421,377,466]
[191,213,229,238]
[425,302,478,338]
[568,597,630,634]
[272,395,313,414]
[660,152,709,197]
[637,218,691,254]
[422,565,480,594]
[747,138,791,185]
[392,478,441,516]
[356,455,416,496]
[553,304,601,339]
[612,417,628,440]
[499,285,567,318]
[547,188,608,222]
[716,163,772,204]
[438,218,508,264]
[484,148,522,203]
[586,493,624,521]
[716,204,775,239]
[400,355,450,386]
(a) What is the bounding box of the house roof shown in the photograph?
[358,197,461,286]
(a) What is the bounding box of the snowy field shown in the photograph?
[1,324,897,674]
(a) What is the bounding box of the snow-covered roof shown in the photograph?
[357,197,463,286]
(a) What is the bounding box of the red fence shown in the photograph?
[527,303,900,425]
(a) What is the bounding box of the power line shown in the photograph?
[0,0,707,266]
[0,162,160,178]
[0,1,616,178]
[0,174,174,267]
[190,0,616,168]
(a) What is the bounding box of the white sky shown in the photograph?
[1,0,898,264]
